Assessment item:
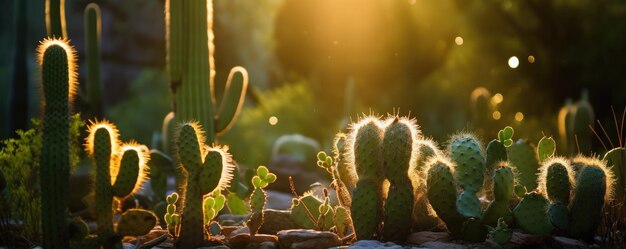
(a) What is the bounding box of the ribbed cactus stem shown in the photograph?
[382,117,417,241]
[84,3,103,118]
[45,0,67,38]
[569,160,612,241]
[93,128,115,249]
[39,39,75,249]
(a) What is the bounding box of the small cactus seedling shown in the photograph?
[347,117,385,240]
[164,192,181,237]
[203,189,226,225]
[537,136,556,161]
[382,117,419,241]
[175,122,234,248]
[247,165,276,235]
[488,218,512,246]
[37,38,77,249]
[497,126,514,147]
[86,120,151,249]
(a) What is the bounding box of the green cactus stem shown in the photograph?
[571,90,594,154]
[86,120,150,249]
[167,0,248,143]
[449,134,485,218]
[247,165,276,235]
[537,136,556,162]
[349,117,385,240]
[508,139,540,191]
[604,147,626,203]
[482,163,514,226]
[45,0,67,38]
[426,156,465,237]
[38,38,77,249]
[538,158,573,231]
[175,122,234,248]
[84,3,103,118]
[513,191,552,235]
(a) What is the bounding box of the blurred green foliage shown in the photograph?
[0,115,83,241]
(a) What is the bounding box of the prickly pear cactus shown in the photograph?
[426,157,465,237]
[203,190,226,224]
[571,91,595,154]
[334,206,351,237]
[449,134,485,218]
[508,139,540,191]
[513,191,552,235]
[411,139,441,231]
[290,194,324,229]
[175,122,234,248]
[348,117,385,240]
[604,148,625,203]
[538,158,573,231]
[568,158,613,241]
[382,117,418,241]
[164,192,181,236]
[247,165,276,235]
[38,38,77,249]
[117,209,158,236]
[482,163,514,226]
[537,136,556,161]
[488,218,512,246]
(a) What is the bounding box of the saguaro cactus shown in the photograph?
[348,117,385,240]
[38,38,77,249]
[175,122,234,248]
[84,3,104,118]
[382,117,419,241]
[166,0,248,143]
[86,121,150,249]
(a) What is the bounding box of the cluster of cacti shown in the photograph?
[345,116,420,241]
[86,120,153,249]
[538,156,614,241]
[37,38,77,249]
[558,90,595,155]
[174,122,234,248]
[247,165,276,235]
[166,0,248,143]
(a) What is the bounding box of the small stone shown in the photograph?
[554,236,590,249]
[231,227,251,237]
[229,233,278,249]
[277,229,342,249]
[348,240,404,249]
[420,241,468,249]
[259,209,299,234]
[406,231,450,245]
[222,225,243,238]
[259,241,278,249]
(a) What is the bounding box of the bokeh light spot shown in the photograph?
[455,36,464,46]
[491,93,503,106]
[493,111,501,120]
[269,116,278,125]
[508,56,519,68]
[515,112,524,121]
[528,55,535,63]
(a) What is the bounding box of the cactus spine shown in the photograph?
[382,117,418,241]
[167,0,248,143]
[349,117,385,240]
[84,3,104,118]
[86,121,150,249]
[175,122,234,248]
[45,0,67,38]
[38,38,76,249]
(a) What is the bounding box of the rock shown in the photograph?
[406,231,450,245]
[197,246,230,249]
[228,233,278,249]
[277,229,342,249]
[219,213,251,226]
[348,240,404,249]
[266,190,295,210]
[554,236,590,249]
[222,226,243,237]
[231,227,251,237]
[259,209,300,234]
[222,219,240,226]
[420,241,468,249]
[259,241,278,249]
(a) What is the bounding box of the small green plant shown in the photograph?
[316,151,351,208]
[497,126,514,147]
[164,192,181,237]
[203,189,226,225]
[488,218,512,246]
[247,165,276,235]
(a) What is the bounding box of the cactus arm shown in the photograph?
[93,128,116,248]
[84,3,103,118]
[216,67,248,135]
[45,0,67,38]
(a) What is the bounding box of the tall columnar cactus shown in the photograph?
[45,0,67,38]
[38,38,77,249]
[166,0,248,143]
[568,157,613,241]
[84,3,104,118]
[449,134,485,219]
[508,139,540,192]
[382,117,419,241]
[175,122,234,248]
[482,163,514,227]
[86,121,151,249]
[247,166,276,235]
[538,158,573,231]
[348,117,385,240]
